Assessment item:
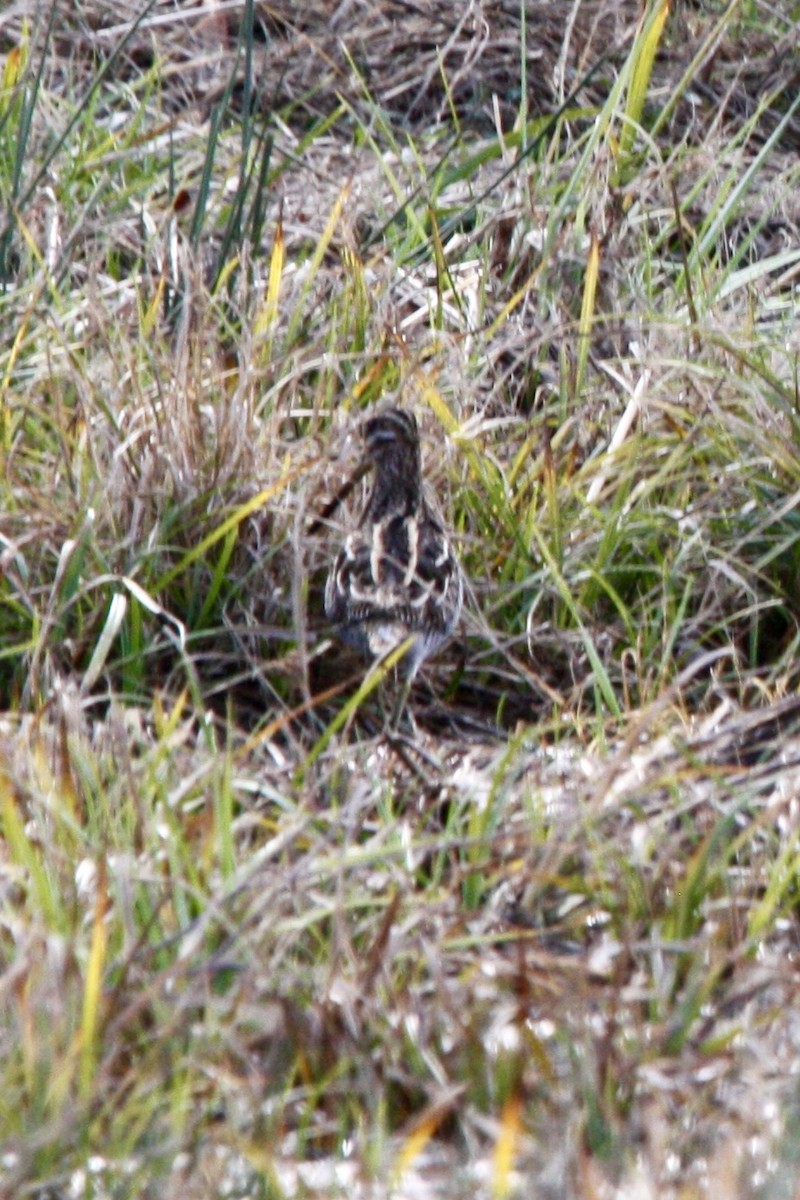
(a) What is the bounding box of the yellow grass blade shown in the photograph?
[299,635,415,780]
[141,274,166,339]
[254,208,285,339]
[619,0,670,162]
[79,858,109,1098]
[153,461,316,593]
[153,688,188,740]
[0,773,60,927]
[286,184,351,345]
[575,231,600,404]
[391,1090,463,1185]
[419,377,458,435]
[0,17,28,110]
[493,1091,523,1199]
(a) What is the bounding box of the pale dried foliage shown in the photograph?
[1,2,800,1198]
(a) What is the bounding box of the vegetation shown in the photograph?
[1,1,799,1195]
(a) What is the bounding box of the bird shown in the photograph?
[324,407,463,711]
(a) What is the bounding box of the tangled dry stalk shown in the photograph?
[0,2,799,1197]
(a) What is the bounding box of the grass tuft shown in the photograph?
[1,1,800,1196]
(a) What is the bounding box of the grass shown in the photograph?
[1,0,800,1196]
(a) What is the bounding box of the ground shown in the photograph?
[1,2,800,1197]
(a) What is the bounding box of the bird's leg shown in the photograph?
[387,669,414,733]
[382,639,420,733]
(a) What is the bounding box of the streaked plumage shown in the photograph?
[325,408,462,680]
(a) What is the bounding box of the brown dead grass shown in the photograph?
[1,2,800,1198]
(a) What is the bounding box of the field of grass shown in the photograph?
[1,1,800,1196]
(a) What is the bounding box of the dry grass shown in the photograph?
[1,1,800,1196]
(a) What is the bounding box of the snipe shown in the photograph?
[324,407,463,703]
